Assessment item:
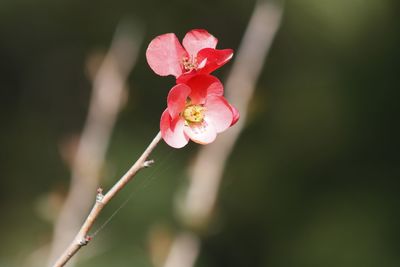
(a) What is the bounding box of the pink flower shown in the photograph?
[160,74,238,148]
[146,29,234,83]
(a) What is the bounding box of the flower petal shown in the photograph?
[185,74,223,105]
[176,71,197,84]
[197,48,234,74]
[167,84,191,118]
[182,29,218,57]
[160,109,189,148]
[183,119,217,145]
[229,103,240,126]
[204,95,234,133]
[146,33,187,77]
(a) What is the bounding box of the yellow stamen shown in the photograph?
[183,105,205,123]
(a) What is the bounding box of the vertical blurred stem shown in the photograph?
[183,0,284,225]
[48,21,143,266]
[161,1,284,267]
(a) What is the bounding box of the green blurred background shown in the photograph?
[1,0,399,266]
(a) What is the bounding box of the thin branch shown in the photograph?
[47,20,153,267]
[52,132,162,267]
[162,1,284,267]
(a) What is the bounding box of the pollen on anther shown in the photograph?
[182,56,198,72]
[183,105,205,123]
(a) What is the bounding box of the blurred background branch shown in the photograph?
[159,1,284,267]
[47,20,143,266]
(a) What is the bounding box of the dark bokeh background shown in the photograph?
[1,0,399,266]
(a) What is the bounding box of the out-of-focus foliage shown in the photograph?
[0,0,399,266]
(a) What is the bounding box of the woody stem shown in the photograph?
[51,132,162,267]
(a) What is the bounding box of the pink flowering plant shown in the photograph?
[160,74,239,148]
[147,29,239,148]
[52,29,238,267]
[146,29,234,83]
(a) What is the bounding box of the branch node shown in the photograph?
[79,235,92,246]
[143,159,155,168]
[96,188,104,202]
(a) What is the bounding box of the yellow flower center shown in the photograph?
[183,105,205,123]
[182,56,198,72]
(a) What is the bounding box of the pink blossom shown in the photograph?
[160,75,238,148]
[146,29,233,83]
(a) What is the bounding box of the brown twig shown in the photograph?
[51,132,162,267]
[161,1,284,266]
[48,23,142,266]
[47,21,157,267]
